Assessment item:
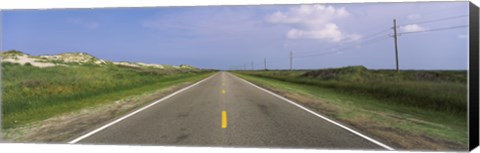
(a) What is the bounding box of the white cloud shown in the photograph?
[401,24,427,33]
[266,5,360,43]
[286,24,361,42]
[267,5,349,27]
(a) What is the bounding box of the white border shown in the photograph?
[0,0,477,153]
[0,0,472,10]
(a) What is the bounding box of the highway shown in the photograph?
[69,72,392,150]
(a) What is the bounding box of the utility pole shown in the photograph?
[244,64,246,70]
[289,51,293,70]
[264,58,267,70]
[251,61,254,70]
[393,19,400,72]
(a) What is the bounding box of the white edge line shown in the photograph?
[68,73,218,144]
[228,73,395,151]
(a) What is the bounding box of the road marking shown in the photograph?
[68,73,218,144]
[228,73,395,151]
[221,89,226,94]
[222,111,227,128]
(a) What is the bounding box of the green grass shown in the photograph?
[233,72,467,146]
[237,66,467,115]
[2,62,214,129]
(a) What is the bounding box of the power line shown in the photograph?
[296,34,391,57]
[362,28,392,40]
[398,14,468,27]
[414,4,466,17]
[267,24,466,68]
[294,28,391,55]
[292,23,467,65]
[398,24,468,35]
[242,16,468,70]
[295,35,390,58]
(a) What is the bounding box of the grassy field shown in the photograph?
[237,66,467,114]
[1,62,214,130]
[233,66,467,150]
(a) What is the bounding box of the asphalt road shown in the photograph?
[73,72,388,150]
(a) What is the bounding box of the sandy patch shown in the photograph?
[3,55,56,68]
[113,62,165,69]
[138,62,164,69]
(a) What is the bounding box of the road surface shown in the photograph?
[71,72,390,150]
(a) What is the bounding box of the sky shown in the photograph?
[1,2,469,70]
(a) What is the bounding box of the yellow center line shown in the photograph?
[221,78,227,129]
[221,111,227,128]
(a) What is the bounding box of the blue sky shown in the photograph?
[1,2,469,70]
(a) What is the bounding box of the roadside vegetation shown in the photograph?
[1,50,215,131]
[233,66,467,150]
